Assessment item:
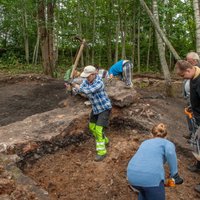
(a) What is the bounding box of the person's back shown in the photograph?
[127,137,176,187]
[108,59,133,88]
[108,60,124,76]
[127,123,183,200]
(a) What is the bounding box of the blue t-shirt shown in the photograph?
[127,138,178,187]
[108,60,124,76]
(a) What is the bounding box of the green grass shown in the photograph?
[0,63,70,80]
[0,63,43,75]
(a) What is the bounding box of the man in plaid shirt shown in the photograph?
[72,65,112,161]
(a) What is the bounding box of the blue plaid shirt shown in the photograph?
[79,75,112,114]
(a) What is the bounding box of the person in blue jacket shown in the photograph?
[127,123,183,200]
[108,60,133,88]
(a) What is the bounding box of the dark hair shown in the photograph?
[175,60,193,72]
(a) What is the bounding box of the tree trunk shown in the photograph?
[32,11,40,65]
[115,15,120,63]
[38,0,56,77]
[131,2,136,66]
[193,0,200,56]
[153,0,172,96]
[91,0,96,65]
[121,23,126,59]
[47,1,56,75]
[137,13,141,72]
[32,28,40,65]
[119,14,126,59]
[139,0,180,60]
[77,2,84,67]
[146,26,152,70]
[22,1,29,64]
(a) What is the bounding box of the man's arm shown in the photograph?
[73,79,103,95]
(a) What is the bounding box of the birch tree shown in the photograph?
[21,0,29,64]
[139,0,180,60]
[193,0,200,55]
[153,0,172,95]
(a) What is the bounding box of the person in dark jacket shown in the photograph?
[176,59,200,193]
[183,52,200,141]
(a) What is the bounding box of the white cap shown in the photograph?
[80,65,96,78]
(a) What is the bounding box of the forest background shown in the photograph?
[0,0,200,80]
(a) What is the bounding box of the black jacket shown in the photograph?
[190,74,200,125]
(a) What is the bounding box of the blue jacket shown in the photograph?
[108,60,124,76]
[127,138,178,187]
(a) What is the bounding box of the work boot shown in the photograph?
[187,161,200,172]
[94,154,106,162]
[195,184,200,193]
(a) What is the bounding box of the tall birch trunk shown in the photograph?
[153,0,172,96]
[131,3,136,66]
[22,1,29,64]
[137,12,141,72]
[91,0,96,65]
[32,11,40,65]
[115,15,120,63]
[146,26,152,70]
[77,2,84,67]
[121,25,126,59]
[193,0,200,56]
[139,0,180,60]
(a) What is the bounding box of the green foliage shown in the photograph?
[0,63,43,75]
[0,0,198,75]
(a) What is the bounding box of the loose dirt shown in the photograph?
[0,74,200,200]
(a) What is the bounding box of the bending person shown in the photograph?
[127,123,183,200]
[108,60,133,88]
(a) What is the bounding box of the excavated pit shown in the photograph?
[17,115,149,167]
[0,74,200,200]
[20,118,200,200]
[20,117,149,200]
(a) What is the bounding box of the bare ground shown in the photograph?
[0,74,200,200]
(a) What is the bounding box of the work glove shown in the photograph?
[172,173,183,185]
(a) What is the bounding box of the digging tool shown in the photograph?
[184,106,197,140]
[64,37,86,95]
[184,106,200,160]
[70,37,86,79]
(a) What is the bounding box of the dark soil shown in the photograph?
[0,75,66,126]
[0,74,200,200]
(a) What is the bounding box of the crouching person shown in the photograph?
[108,60,133,88]
[127,123,183,200]
[72,65,112,161]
